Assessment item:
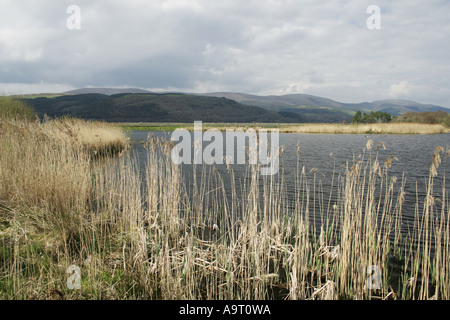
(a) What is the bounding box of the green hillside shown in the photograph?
[25,93,303,123]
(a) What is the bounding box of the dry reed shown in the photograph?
[278,123,450,134]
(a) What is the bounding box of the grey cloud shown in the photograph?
[0,0,449,106]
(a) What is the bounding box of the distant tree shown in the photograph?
[379,111,392,123]
[352,111,362,124]
[393,110,448,125]
[352,110,391,124]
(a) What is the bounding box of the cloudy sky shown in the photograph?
[1,0,449,106]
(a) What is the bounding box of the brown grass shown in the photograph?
[277,123,450,134]
[122,122,450,134]
[43,118,130,157]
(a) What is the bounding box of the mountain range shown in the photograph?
[23,88,450,123]
[199,92,449,117]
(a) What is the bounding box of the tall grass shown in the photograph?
[121,122,450,134]
[43,118,130,158]
[279,123,450,134]
[1,116,449,299]
[0,115,130,298]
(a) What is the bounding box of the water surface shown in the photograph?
[127,130,449,234]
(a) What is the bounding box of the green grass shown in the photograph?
[121,124,191,131]
[119,122,288,131]
[0,96,36,120]
[12,94,64,99]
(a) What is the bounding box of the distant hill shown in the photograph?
[366,100,447,115]
[199,92,353,122]
[26,93,301,123]
[201,92,450,118]
[64,88,152,95]
[22,88,450,123]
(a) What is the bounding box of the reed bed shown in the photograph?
[121,122,450,135]
[42,118,130,158]
[0,117,449,300]
[138,137,449,300]
[278,123,450,134]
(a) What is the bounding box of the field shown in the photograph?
[1,98,449,300]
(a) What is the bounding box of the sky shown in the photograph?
[0,0,449,106]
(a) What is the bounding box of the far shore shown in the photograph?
[119,122,450,135]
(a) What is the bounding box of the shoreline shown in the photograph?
[119,122,450,135]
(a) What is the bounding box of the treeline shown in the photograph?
[352,110,450,127]
[352,111,392,124]
[392,110,450,127]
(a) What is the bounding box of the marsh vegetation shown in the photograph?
[121,121,450,135]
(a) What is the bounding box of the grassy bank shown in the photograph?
[1,110,449,299]
[0,96,36,121]
[120,122,450,134]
